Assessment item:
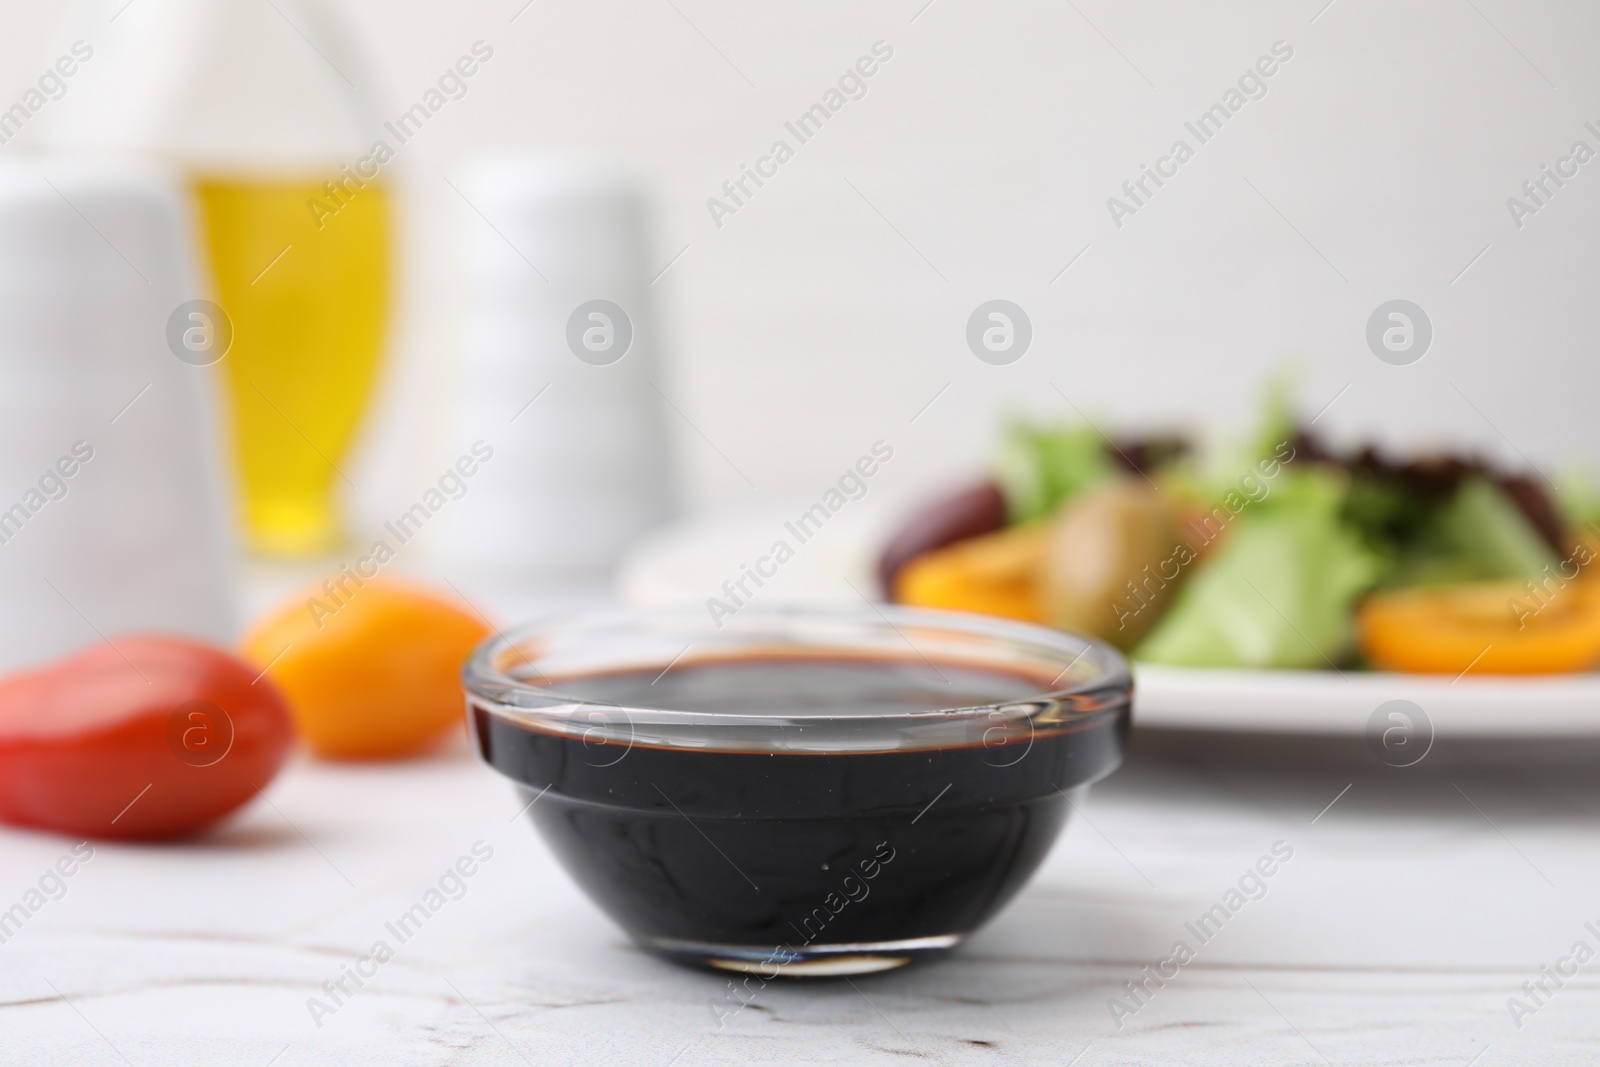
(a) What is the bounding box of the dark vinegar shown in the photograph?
[473,655,1127,961]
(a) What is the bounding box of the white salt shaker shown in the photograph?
[0,158,237,672]
[431,155,675,579]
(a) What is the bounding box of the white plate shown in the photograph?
[618,505,1600,738]
[1133,664,1600,737]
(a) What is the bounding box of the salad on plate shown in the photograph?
[880,393,1600,677]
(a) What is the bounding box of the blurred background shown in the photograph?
[1,0,1597,628]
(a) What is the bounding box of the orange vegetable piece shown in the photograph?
[1357,577,1600,675]
[893,525,1046,623]
[242,580,490,759]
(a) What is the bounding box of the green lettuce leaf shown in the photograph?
[1134,469,1381,669]
[1555,465,1600,531]
[992,422,1114,523]
[1384,477,1558,588]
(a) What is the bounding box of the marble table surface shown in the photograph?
[3,717,1599,1066]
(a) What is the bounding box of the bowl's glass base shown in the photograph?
[643,933,964,977]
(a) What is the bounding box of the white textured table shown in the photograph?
[4,726,1598,1066]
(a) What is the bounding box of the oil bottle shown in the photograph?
[44,0,391,556]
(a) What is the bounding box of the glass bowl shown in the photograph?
[464,605,1131,977]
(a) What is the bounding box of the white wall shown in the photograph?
[6,0,1597,520]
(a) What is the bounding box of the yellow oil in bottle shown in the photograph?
[195,176,390,555]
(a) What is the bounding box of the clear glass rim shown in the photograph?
[463,603,1132,728]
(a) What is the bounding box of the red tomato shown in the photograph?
[0,636,294,840]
